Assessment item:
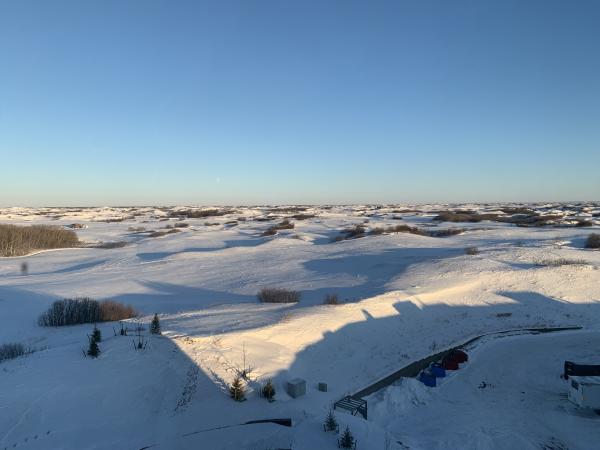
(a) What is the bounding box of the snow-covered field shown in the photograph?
[0,204,599,449]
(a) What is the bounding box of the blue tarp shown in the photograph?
[419,372,437,387]
[430,364,446,378]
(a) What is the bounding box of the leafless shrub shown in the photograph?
[94,241,128,249]
[324,293,340,305]
[99,300,137,322]
[336,223,464,241]
[261,219,295,236]
[434,210,567,227]
[465,246,480,255]
[257,288,301,303]
[536,258,589,267]
[291,214,317,220]
[0,343,26,363]
[147,229,181,238]
[169,209,230,219]
[0,224,80,257]
[340,225,366,240]
[266,206,308,213]
[38,298,136,326]
[429,228,465,237]
[585,233,600,249]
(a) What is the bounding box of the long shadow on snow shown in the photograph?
[300,246,462,303]
[0,285,291,450]
[113,280,257,313]
[279,291,600,401]
[136,237,270,262]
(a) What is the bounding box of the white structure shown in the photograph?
[568,376,600,409]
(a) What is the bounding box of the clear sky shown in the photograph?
[1,0,599,206]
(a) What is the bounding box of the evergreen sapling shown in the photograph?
[324,410,338,432]
[92,324,102,342]
[229,375,246,401]
[262,379,276,401]
[150,313,161,335]
[339,426,356,449]
[87,336,100,358]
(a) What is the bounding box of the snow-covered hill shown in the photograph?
[0,204,599,449]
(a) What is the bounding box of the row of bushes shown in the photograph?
[257,288,300,303]
[147,228,181,238]
[256,289,345,305]
[168,209,231,219]
[336,224,465,241]
[433,210,594,228]
[0,343,27,363]
[0,224,80,257]
[262,219,295,236]
[38,298,137,327]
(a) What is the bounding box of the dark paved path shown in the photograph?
[352,326,582,399]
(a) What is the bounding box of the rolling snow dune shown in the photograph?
[0,204,599,449]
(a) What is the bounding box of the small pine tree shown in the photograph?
[324,410,338,432]
[92,324,102,342]
[339,426,355,449]
[87,337,100,358]
[229,375,245,401]
[262,379,275,400]
[150,313,161,335]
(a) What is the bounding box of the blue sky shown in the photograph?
[1,0,599,206]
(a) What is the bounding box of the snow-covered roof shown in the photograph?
[571,376,600,385]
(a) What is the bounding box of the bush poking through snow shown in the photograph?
[585,233,600,249]
[0,343,26,363]
[94,241,128,249]
[150,314,161,335]
[339,426,356,449]
[38,298,137,326]
[257,288,301,303]
[323,410,338,432]
[261,219,295,236]
[0,224,80,256]
[335,223,465,241]
[229,375,246,401]
[324,293,340,305]
[262,379,276,401]
[536,258,589,267]
[465,246,480,255]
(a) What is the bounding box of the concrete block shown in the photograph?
[286,378,306,398]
